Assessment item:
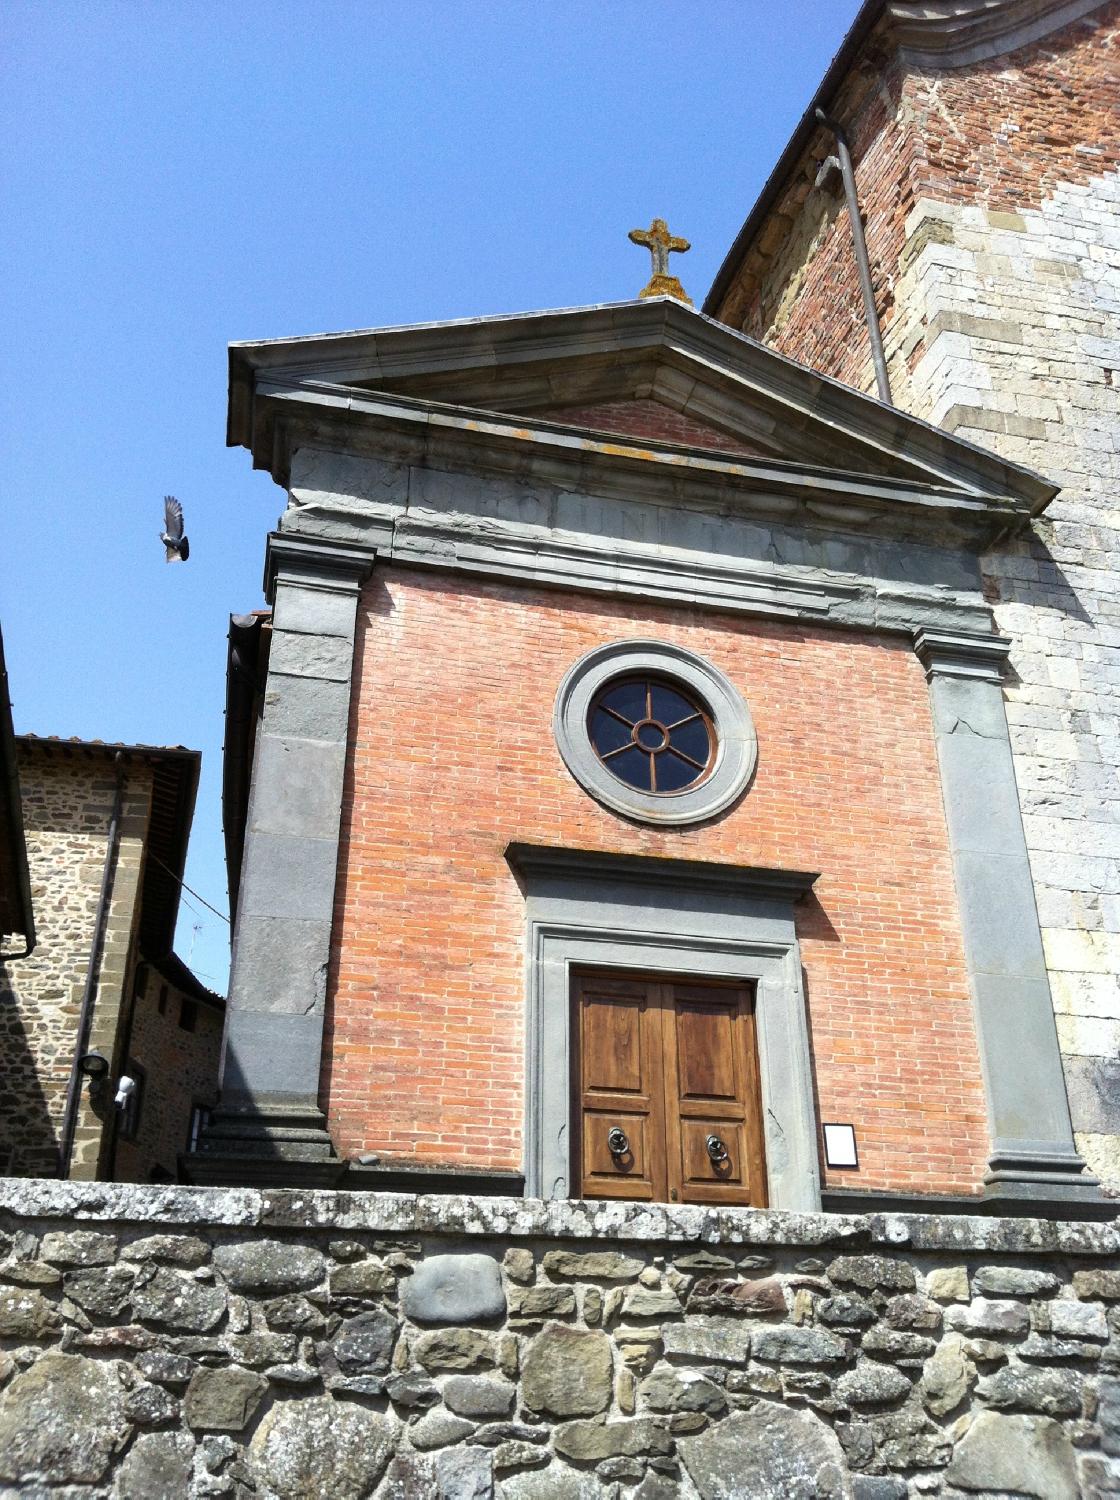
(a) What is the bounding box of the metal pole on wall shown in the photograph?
[58,751,124,1178]
[815,108,893,406]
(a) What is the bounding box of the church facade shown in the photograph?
[2,4,1117,1495]
[198,278,1105,1217]
[193,0,1117,1223]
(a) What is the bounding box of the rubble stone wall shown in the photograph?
[0,752,152,1179]
[0,1182,1116,1498]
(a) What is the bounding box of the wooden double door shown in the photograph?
[574,971,768,1207]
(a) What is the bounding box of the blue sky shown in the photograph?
[2,0,861,991]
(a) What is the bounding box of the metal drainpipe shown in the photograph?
[814,107,893,406]
[58,751,124,1179]
[1,662,36,960]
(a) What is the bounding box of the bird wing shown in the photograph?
[163,495,184,539]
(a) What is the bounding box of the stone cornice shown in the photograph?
[506,843,820,904]
[0,1178,1115,1249]
[263,532,376,604]
[249,381,1036,553]
[887,0,1110,68]
[914,626,1013,682]
[228,299,1056,517]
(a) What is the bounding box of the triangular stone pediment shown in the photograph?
[229,296,1054,514]
[527,397,770,458]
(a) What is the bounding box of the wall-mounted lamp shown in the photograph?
[77,1051,110,1079]
[823,1123,859,1170]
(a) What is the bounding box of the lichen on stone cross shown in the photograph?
[628,217,693,304]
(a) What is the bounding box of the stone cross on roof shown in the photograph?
[628,217,692,305]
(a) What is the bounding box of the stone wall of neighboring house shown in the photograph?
[0,1182,1115,1497]
[709,5,1120,1191]
[0,751,151,1180]
[114,966,223,1185]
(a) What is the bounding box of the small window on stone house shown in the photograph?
[188,1104,211,1152]
[178,998,197,1032]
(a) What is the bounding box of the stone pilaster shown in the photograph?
[914,627,1104,1210]
[193,533,373,1186]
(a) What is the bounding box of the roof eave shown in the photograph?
[16,736,203,961]
[227,296,1055,514]
[702,0,885,317]
[148,950,225,1010]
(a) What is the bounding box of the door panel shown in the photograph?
[581,1109,655,1200]
[662,983,765,1207]
[582,992,647,1096]
[574,973,766,1207]
[679,1118,749,1194]
[576,976,665,1201]
[673,999,740,1101]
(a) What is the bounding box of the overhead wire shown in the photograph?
[146,850,230,924]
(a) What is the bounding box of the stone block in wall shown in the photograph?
[945,1410,1079,1499]
[248,1397,398,1495]
[0,1353,133,1486]
[401,1253,506,1324]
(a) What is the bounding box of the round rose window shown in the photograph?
[588,677,714,794]
[554,640,756,826]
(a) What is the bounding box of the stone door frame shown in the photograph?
[507,844,822,1213]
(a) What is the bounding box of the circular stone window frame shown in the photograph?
[553,640,757,826]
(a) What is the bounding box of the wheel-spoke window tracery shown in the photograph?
[589,678,714,793]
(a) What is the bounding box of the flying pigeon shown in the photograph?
[160,495,190,562]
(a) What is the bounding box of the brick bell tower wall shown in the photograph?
[710,3,1120,1192]
[322,567,988,1198]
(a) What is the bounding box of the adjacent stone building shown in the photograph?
[0,734,220,1180]
[114,954,224,1184]
[705,0,1120,1189]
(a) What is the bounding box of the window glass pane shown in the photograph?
[668,717,711,764]
[650,683,696,725]
[607,745,653,790]
[599,679,647,723]
[590,708,632,756]
[656,752,701,792]
[589,672,716,797]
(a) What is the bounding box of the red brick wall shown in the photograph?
[324,567,988,1197]
[713,4,1120,389]
[537,398,765,456]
